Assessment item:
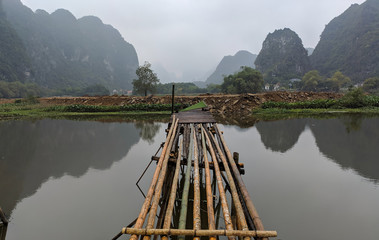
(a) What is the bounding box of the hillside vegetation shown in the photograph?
[310,0,379,82]
[2,0,138,92]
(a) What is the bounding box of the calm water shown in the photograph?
[0,116,378,240]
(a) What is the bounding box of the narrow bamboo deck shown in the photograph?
[113,110,276,240]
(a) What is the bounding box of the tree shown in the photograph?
[301,70,322,91]
[323,71,352,92]
[132,62,160,96]
[363,77,379,95]
[220,66,263,94]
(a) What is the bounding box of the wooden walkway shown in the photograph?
[113,110,276,240]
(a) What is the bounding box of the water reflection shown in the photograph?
[135,121,161,144]
[255,119,307,153]
[252,116,379,182]
[0,119,161,215]
[309,117,379,183]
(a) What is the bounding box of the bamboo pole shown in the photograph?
[192,126,201,240]
[178,125,194,240]
[207,131,250,240]
[0,208,7,225]
[129,116,177,240]
[200,126,216,240]
[143,119,179,240]
[122,228,277,238]
[214,124,267,240]
[203,127,235,240]
[161,138,183,240]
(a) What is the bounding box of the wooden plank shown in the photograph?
[172,109,215,123]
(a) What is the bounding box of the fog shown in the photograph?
[21,0,366,82]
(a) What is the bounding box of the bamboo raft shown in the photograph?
[113,109,276,240]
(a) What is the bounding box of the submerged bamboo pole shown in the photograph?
[178,125,194,240]
[208,132,250,240]
[129,116,178,240]
[200,126,216,240]
[214,124,267,239]
[192,126,201,240]
[203,127,235,240]
[161,138,183,240]
[122,228,277,238]
[143,119,179,240]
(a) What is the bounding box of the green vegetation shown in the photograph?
[0,101,189,120]
[156,82,220,95]
[221,66,263,94]
[0,2,30,84]
[2,0,139,91]
[300,70,352,92]
[310,0,379,82]
[0,81,40,98]
[363,77,379,95]
[181,101,207,111]
[254,88,379,119]
[206,50,257,85]
[133,62,160,96]
[51,84,110,97]
[45,103,188,113]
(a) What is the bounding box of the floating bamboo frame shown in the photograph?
[115,115,276,240]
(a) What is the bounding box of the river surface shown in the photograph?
[0,116,378,240]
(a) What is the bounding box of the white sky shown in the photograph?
[21,0,366,81]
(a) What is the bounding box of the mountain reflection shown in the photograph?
[254,116,379,182]
[0,119,142,215]
[255,119,307,153]
[309,117,379,183]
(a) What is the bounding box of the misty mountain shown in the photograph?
[255,28,311,84]
[2,0,139,91]
[205,50,257,85]
[0,0,30,83]
[310,0,379,83]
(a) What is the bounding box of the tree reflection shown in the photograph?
[135,121,161,144]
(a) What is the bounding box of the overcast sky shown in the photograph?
[21,0,366,82]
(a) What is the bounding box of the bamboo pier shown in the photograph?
[113,109,276,240]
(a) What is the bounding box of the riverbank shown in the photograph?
[0,91,342,117]
[2,91,379,121]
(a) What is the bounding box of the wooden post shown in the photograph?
[171,84,175,114]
